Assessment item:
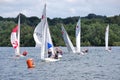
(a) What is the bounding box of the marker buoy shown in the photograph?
[26,58,35,68]
[22,51,28,56]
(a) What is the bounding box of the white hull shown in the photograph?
[58,54,62,58]
[43,58,60,62]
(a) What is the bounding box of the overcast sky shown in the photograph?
[0,0,120,18]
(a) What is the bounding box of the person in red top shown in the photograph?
[22,50,28,56]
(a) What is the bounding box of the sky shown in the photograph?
[0,0,120,19]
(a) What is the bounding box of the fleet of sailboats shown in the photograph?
[9,1,113,64]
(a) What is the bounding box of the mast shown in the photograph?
[41,4,47,60]
[17,14,20,55]
[45,3,55,57]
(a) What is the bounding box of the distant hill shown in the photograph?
[0,13,120,46]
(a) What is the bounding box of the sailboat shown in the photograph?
[76,18,89,54]
[10,14,24,57]
[75,18,85,54]
[105,24,111,51]
[33,4,59,62]
[61,18,86,54]
[61,24,76,53]
[76,18,80,52]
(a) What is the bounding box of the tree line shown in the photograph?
[0,13,120,47]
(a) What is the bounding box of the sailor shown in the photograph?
[54,52,58,59]
[59,49,63,55]
[84,49,88,53]
[48,49,52,58]
[55,47,63,55]
[22,50,28,56]
[109,47,112,50]
[82,48,88,53]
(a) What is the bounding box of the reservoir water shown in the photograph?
[0,47,120,80]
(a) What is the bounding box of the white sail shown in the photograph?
[33,4,46,60]
[10,14,20,56]
[76,18,81,53]
[33,4,57,61]
[61,25,75,53]
[105,24,109,50]
[61,18,85,54]
[33,4,46,47]
[46,20,55,56]
[33,22,43,47]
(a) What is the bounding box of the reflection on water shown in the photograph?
[0,47,120,80]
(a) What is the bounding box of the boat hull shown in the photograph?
[43,58,60,62]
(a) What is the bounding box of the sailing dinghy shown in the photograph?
[105,24,111,52]
[33,4,59,62]
[11,14,27,57]
[75,18,88,54]
[76,18,82,54]
[61,25,76,53]
[61,18,87,54]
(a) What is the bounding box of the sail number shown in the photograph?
[35,32,42,37]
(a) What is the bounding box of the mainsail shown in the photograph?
[61,25,75,53]
[33,5,46,47]
[105,24,109,50]
[76,18,81,53]
[11,14,20,56]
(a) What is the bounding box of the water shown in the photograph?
[0,47,120,80]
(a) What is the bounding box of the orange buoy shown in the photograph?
[26,58,35,68]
